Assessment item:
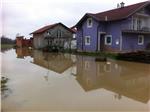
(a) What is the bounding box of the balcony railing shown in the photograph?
[121,24,150,34]
[140,27,150,32]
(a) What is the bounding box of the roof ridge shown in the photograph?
[94,1,148,15]
[31,22,75,34]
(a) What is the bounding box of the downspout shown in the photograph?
[120,34,123,51]
[96,23,101,52]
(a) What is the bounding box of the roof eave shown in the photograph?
[75,13,99,27]
[126,1,150,19]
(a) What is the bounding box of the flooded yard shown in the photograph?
[1,48,150,112]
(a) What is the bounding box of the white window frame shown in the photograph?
[85,36,91,45]
[105,35,112,45]
[138,35,144,45]
[87,18,93,28]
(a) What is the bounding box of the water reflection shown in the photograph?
[76,55,150,103]
[32,50,75,74]
[15,48,76,74]
[15,48,33,58]
[15,48,150,104]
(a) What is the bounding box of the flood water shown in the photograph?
[1,48,150,112]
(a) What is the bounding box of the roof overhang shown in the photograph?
[75,1,150,27]
[30,22,75,35]
[75,13,100,27]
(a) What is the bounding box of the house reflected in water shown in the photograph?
[32,50,75,74]
[16,48,33,59]
[75,55,150,104]
[15,48,150,104]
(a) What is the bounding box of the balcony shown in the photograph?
[122,26,150,34]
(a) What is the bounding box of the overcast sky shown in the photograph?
[1,0,147,39]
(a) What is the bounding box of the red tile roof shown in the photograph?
[76,1,150,25]
[93,1,149,21]
[31,22,75,34]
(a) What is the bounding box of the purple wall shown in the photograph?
[76,27,83,51]
[76,17,132,52]
[122,34,150,52]
[77,18,99,52]
[100,19,131,51]
[82,18,99,52]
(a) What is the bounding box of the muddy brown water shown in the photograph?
[1,48,150,112]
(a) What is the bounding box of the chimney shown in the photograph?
[120,2,125,8]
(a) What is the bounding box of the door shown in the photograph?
[98,32,105,52]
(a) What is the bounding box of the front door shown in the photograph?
[98,32,105,52]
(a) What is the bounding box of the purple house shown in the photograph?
[76,1,150,52]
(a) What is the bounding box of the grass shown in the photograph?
[62,49,119,59]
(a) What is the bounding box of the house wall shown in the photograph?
[16,38,23,47]
[16,37,33,47]
[105,19,132,52]
[121,7,150,52]
[46,25,73,38]
[77,16,148,52]
[76,17,132,52]
[33,24,73,49]
[76,26,83,51]
[122,34,150,52]
[76,18,99,52]
[33,34,48,49]
[76,3,150,53]
[105,21,122,51]
[82,18,99,52]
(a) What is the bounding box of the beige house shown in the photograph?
[30,23,75,49]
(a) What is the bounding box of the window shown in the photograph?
[57,30,61,38]
[87,18,93,28]
[105,35,112,45]
[85,36,91,45]
[138,35,144,45]
[47,31,51,36]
